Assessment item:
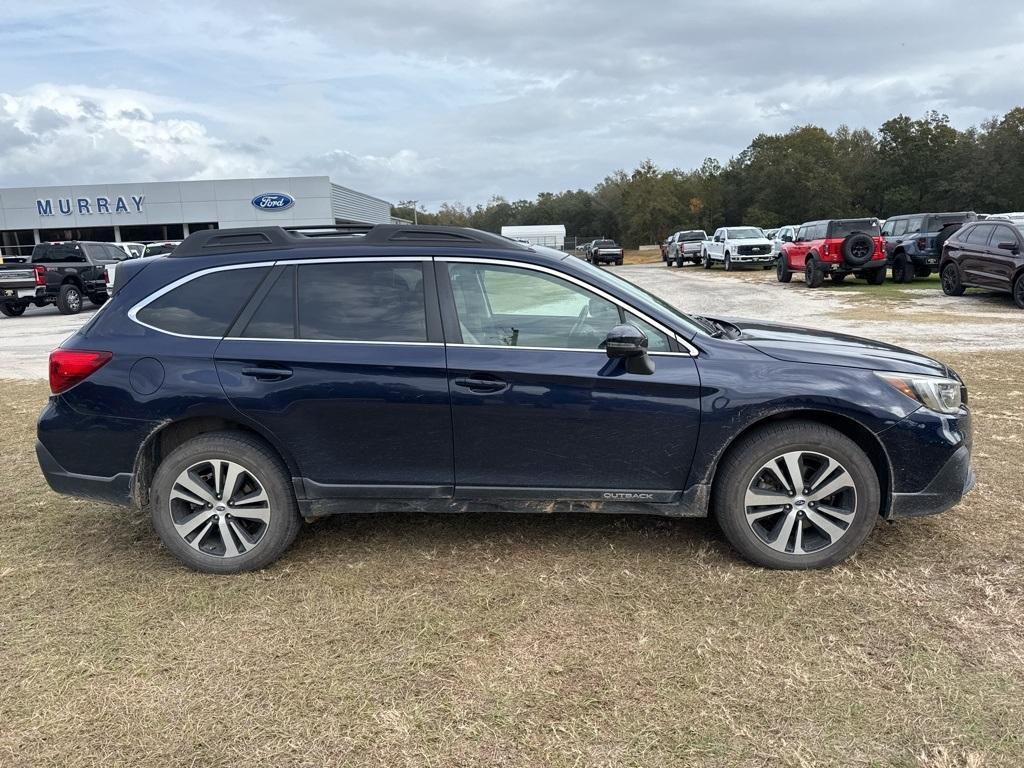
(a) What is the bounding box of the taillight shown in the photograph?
[34,265,46,286]
[48,349,112,395]
[823,243,830,256]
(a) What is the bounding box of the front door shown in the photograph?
[215,259,454,497]
[438,259,701,497]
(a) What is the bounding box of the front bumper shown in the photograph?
[732,253,773,263]
[879,407,974,519]
[889,445,975,518]
[36,439,133,507]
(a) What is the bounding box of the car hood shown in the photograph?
[722,318,950,377]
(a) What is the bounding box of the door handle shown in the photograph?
[241,365,293,381]
[454,374,507,393]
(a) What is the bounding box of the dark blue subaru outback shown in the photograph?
[37,225,974,573]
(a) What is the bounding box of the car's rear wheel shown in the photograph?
[941,263,966,296]
[151,432,302,573]
[776,258,792,283]
[57,284,83,314]
[0,302,27,317]
[88,293,108,307]
[1013,273,1024,309]
[865,267,886,285]
[713,421,879,569]
[804,258,824,288]
[892,254,913,283]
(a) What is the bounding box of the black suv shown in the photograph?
[882,212,977,283]
[0,241,127,316]
[38,224,973,573]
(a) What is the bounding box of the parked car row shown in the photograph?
[0,239,182,317]
[661,210,1023,308]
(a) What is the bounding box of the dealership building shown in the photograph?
[0,176,396,259]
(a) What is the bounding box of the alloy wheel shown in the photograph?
[168,459,272,558]
[743,450,857,555]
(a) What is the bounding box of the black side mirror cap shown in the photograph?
[997,241,1019,252]
[781,234,793,242]
[605,323,655,375]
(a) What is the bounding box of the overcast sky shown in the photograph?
[1,1,1022,207]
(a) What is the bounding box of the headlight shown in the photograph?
[876,372,963,414]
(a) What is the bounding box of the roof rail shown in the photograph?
[170,224,530,257]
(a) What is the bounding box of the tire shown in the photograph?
[56,284,83,314]
[776,258,792,283]
[865,267,886,286]
[892,253,913,283]
[804,258,824,288]
[151,431,302,573]
[713,420,880,569]
[0,302,27,317]
[615,259,623,266]
[88,293,108,307]
[941,263,965,296]
[702,251,711,269]
[1014,273,1024,310]
[724,253,733,271]
[829,272,847,283]
[841,232,875,267]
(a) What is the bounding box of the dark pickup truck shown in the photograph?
[0,241,127,317]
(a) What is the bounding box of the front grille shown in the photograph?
[738,245,771,255]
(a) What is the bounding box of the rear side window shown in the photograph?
[136,267,269,337]
[965,225,994,246]
[298,262,427,342]
[242,266,295,339]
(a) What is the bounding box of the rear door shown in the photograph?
[215,258,455,498]
[960,224,997,287]
[439,258,701,497]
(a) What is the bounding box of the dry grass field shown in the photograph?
[1,344,1022,767]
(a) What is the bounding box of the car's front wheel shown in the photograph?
[776,258,792,283]
[713,421,880,569]
[702,251,711,269]
[150,431,302,573]
[1014,273,1024,309]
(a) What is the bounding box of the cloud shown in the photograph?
[1,1,1023,207]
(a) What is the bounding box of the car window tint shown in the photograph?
[624,311,671,352]
[449,263,621,350]
[298,262,427,342]
[966,225,994,246]
[137,267,270,337]
[991,226,1018,247]
[243,266,295,339]
[881,221,894,236]
[906,217,923,233]
[892,220,908,237]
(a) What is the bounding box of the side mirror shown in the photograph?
[997,241,1019,252]
[781,234,793,243]
[605,323,655,375]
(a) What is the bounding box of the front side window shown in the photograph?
[892,220,908,237]
[881,221,894,236]
[905,217,923,234]
[298,261,427,342]
[447,263,669,351]
[991,226,1018,249]
[136,267,270,337]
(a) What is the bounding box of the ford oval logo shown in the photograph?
[251,192,295,212]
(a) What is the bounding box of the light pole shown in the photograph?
[409,200,418,225]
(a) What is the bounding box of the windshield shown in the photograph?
[829,220,880,238]
[573,258,708,336]
[681,231,706,241]
[726,228,763,239]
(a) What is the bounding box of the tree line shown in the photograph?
[393,107,1024,247]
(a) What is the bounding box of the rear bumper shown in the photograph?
[36,439,132,507]
[888,444,975,518]
[0,285,42,301]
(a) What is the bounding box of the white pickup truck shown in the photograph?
[701,227,775,271]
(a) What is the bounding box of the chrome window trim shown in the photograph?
[127,255,700,356]
[438,256,699,356]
